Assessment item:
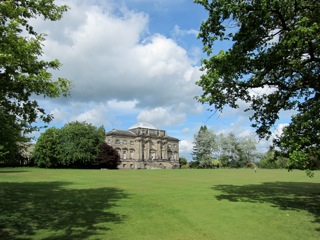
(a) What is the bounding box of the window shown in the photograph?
[123,140,127,145]
[173,153,177,160]
[123,164,126,168]
[108,139,111,144]
[130,141,134,145]
[130,164,134,169]
[115,139,120,144]
[123,150,127,159]
[130,150,134,159]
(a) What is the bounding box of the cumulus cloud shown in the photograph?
[29,0,204,131]
[41,3,202,108]
[137,107,186,127]
[179,139,194,160]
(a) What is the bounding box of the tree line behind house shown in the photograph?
[178,126,320,173]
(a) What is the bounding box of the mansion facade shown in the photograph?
[105,122,180,169]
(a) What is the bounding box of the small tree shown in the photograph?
[179,157,188,169]
[97,143,120,169]
[258,147,288,169]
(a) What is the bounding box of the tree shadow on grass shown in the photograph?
[0,170,29,173]
[0,182,129,239]
[212,182,320,230]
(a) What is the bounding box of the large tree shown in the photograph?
[57,122,105,167]
[32,122,106,168]
[0,1,72,158]
[220,133,260,168]
[192,125,217,168]
[194,0,320,169]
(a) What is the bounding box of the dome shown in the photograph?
[129,122,157,130]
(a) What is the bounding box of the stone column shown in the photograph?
[162,140,167,160]
[157,139,161,160]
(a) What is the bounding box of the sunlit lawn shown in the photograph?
[0,168,319,239]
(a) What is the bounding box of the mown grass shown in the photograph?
[0,168,319,240]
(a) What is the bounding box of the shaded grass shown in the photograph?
[0,181,128,239]
[0,168,319,239]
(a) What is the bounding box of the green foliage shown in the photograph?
[0,107,21,164]
[275,101,320,175]
[188,161,200,169]
[97,142,120,169]
[212,159,221,168]
[220,133,241,167]
[199,155,214,169]
[195,0,320,170]
[192,125,217,165]
[32,122,106,168]
[192,126,260,169]
[180,163,190,169]
[58,122,105,167]
[33,127,60,168]
[258,147,288,169]
[0,106,31,166]
[179,157,188,168]
[0,0,72,159]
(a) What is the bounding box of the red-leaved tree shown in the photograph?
[97,142,120,169]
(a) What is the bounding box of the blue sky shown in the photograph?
[32,0,292,160]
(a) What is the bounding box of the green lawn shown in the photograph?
[0,168,319,240]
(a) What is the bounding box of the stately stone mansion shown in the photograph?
[105,122,180,169]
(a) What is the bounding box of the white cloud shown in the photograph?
[272,123,289,140]
[137,107,186,127]
[50,108,71,123]
[181,127,190,133]
[28,0,204,131]
[45,2,199,107]
[172,25,198,38]
[179,139,194,160]
[107,99,139,113]
[249,86,277,98]
[42,5,201,108]
[71,108,105,126]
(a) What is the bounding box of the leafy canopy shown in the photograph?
[195,0,320,140]
[33,122,106,168]
[0,0,72,134]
